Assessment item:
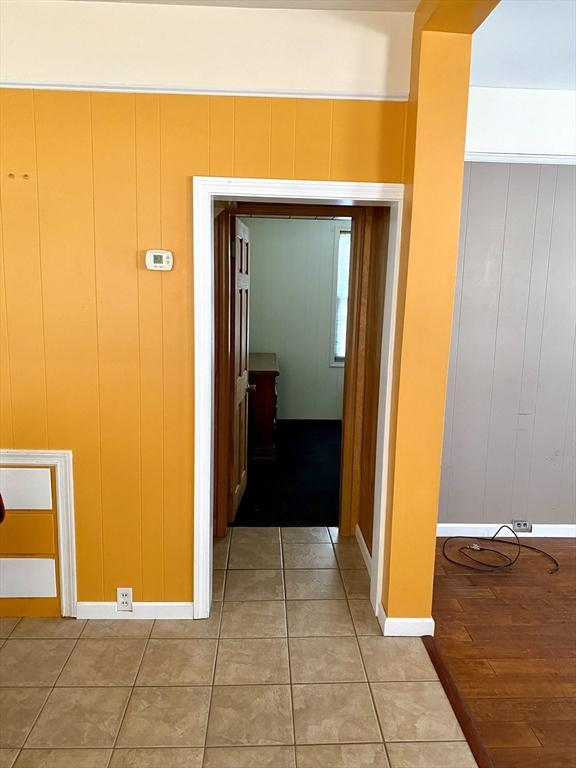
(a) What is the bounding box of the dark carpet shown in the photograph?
[233,419,341,527]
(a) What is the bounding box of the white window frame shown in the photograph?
[330,222,352,368]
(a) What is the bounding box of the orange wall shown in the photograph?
[0,90,406,602]
[382,0,498,618]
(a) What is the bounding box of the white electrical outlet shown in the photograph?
[116,587,133,612]
[512,520,533,533]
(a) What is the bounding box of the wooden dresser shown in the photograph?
[248,353,279,461]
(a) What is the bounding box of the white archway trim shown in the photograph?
[0,449,77,617]
[192,176,405,628]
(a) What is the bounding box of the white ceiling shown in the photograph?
[66,0,420,9]
[471,0,576,90]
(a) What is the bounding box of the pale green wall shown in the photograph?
[244,217,349,420]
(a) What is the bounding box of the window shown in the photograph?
[332,228,351,365]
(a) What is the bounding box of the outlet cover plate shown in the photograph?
[116,587,133,612]
[512,520,533,533]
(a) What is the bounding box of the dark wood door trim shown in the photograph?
[358,208,390,550]
[235,202,361,219]
[339,207,368,536]
[214,210,234,537]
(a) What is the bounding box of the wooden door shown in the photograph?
[231,218,251,516]
[214,212,251,535]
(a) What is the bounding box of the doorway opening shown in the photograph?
[213,199,392,602]
[192,177,403,621]
[222,210,352,530]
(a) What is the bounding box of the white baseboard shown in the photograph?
[376,603,435,637]
[355,525,372,572]
[77,602,195,620]
[437,523,576,538]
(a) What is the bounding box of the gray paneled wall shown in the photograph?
[245,217,346,420]
[440,163,576,525]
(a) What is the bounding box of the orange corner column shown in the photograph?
[383,1,498,620]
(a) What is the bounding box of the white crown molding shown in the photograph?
[377,603,435,637]
[77,602,195,620]
[0,449,77,617]
[0,82,409,102]
[465,151,576,166]
[437,523,576,538]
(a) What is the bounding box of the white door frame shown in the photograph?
[192,177,403,625]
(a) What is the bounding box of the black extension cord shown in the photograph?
[442,524,560,574]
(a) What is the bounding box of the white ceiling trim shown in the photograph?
[0,81,409,101]
[465,152,576,166]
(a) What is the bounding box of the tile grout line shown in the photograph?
[292,528,378,764]
[340,546,393,763]
[18,623,85,756]
[2,618,23,766]
[336,534,393,760]
[103,619,154,768]
[202,537,229,767]
[280,527,298,766]
[282,527,301,764]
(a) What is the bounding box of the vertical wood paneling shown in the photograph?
[444,163,510,523]
[441,163,576,526]
[34,91,104,599]
[270,99,295,179]
[233,97,271,178]
[294,100,332,180]
[527,165,576,523]
[510,165,558,519]
[209,97,235,177]
[0,90,48,447]
[160,95,209,600]
[135,94,164,601]
[331,101,405,183]
[439,163,470,516]
[0,206,14,448]
[558,344,576,519]
[91,93,142,599]
[1,89,408,602]
[483,165,540,520]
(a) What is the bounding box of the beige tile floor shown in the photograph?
[0,527,477,768]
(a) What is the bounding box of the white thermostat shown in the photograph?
[145,249,173,271]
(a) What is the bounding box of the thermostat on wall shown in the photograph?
[145,249,173,271]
